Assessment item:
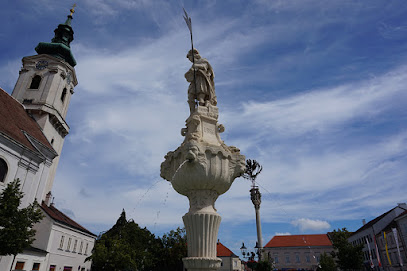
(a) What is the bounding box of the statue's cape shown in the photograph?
[196,58,215,94]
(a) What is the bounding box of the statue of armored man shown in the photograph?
[185,49,217,113]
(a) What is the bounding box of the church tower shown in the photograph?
[11,9,78,196]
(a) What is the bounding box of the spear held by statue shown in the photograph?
[183,8,198,101]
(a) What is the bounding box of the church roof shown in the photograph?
[265,234,332,248]
[41,202,96,237]
[0,88,53,152]
[217,241,238,257]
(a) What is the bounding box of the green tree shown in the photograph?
[156,227,187,271]
[0,179,43,269]
[330,228,363,271]
[88,209,173,271]
[256,260,272,271]
[318,252,336,271]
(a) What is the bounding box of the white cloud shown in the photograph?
[224,65,407,139]
[2,0,405,244]
[291,218,331,232]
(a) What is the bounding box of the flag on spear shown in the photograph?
[183,8,192,33]
[182,8,198,98]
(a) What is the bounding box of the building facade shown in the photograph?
[263,234,334,271]
[348,203,407,271]
[217,241,243,271]
[395,211,407,260]
[0,10,96,271]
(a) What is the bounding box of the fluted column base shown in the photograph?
[182,197,222,271]
[183,257,222,271]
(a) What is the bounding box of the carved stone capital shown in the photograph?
[187,190,219,213]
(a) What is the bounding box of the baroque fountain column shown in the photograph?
[161,49,246,271]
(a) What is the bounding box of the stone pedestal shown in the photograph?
[161,104,245,271]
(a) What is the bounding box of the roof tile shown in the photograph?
[41,202,96,237]
[217,241,237,257]
[0,88,52,151]
[265,234,332,248]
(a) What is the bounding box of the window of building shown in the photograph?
[295,253,300,263]
[393,252,398,264]
[372,249,376,259]
[285,253,290,263]
[305,254,310,263]
[79,241,83,254]
[0,158,7,182]
[67,237,72,251]
[61,88,67,102]
[49,265,56,271]
[85,243,89,255]
[316,253,320,263]
[15,262,25,270]
[59,236,65,249]
[32,263,40,270]
[274,253,279,263]
[73,239,78,252]
[63,267,73,271]
[29,75,42,89]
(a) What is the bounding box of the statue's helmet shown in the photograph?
[187,48,200,59]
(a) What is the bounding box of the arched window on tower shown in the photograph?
[61,88,67,102]
[0,158,8,182]
[29,75,42,89]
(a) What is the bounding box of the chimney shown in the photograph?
[44,192,53,206]
[362,219,366,226]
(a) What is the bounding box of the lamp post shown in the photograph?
[240,242,262,271]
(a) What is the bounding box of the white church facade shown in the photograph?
[0,9,96,271]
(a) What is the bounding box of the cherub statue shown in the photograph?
[185,49,217,113]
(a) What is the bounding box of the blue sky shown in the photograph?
[1,0,407,257]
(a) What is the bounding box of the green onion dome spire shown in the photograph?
[35,5,77,67]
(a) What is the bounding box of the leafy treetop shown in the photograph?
[88,209,187,271]
[330,228,364,271]
[0,179,43,256]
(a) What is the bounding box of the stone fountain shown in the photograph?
[160,49,246,271]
